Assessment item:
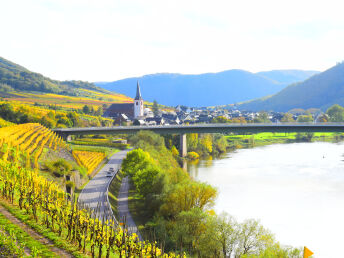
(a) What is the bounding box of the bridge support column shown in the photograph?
[179,133,187,157]
[59,133,72,142]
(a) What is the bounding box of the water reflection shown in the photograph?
[188,142,344,258]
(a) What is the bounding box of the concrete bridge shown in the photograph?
[53,123,344,157]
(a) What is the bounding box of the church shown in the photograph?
[103,82,144,122]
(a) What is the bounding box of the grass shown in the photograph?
[0,199,88,258]
[225,132,344,149]
[108,170,124,219]
[0,210,56,257]
[127,179,149,228]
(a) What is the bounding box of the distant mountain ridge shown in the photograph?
[257,70,319,84]
[238,63,344,112]
[96,69,318,107]
[0,56,107,96]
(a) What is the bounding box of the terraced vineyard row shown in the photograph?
[0,123,66,168]
[72,150,106,175]
[0,160,178,257]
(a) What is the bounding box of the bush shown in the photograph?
[66,180,75,189]
[44,159,73,177]
[187,151,199,160]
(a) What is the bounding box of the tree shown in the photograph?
[236,219,274,256]
[152,100,159,117]
[296,114,313,122]
[211,116,231,123]
[133,164,161,196]
[213,134,228,154]
[281,113,295,122]
[160,181,217,218]
[171,145,179,156]
[326,104,344,122]
[199,134,213,154]
[216,213,240,257]
[121,149,152,177]
[254,112,271,123]
[187,133,198,152]
[171,208,207,255]
[317,113,328,122]
[82,105,90,114]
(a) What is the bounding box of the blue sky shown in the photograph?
[1,0,343,81]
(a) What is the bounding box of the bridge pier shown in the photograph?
[179,133,187,157]
[58,133,72,142]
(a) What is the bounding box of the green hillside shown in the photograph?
[0,56,107,96]
[238,62,344,112]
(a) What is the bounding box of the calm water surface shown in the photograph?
[188,142,344,258]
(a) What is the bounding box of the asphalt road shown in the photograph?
[78,149,130,221]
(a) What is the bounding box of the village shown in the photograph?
[103,82,326,126]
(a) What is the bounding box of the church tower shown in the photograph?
[134,81,144,118]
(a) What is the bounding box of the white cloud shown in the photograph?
[1,0,344,81]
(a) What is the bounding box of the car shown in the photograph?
[106,171,113,177]
[109,167,114,172]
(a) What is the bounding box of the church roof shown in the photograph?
[103,103,134,117]
[135,81,143,100]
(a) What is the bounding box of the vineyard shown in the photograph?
[0,123,66,169]
[0,160,180,257]
[0,123,180,256]
[72,150,106,175]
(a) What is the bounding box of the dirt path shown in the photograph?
[0,204,73,258]
[118,176,143,241]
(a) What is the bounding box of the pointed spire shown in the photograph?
[135,81,142,100]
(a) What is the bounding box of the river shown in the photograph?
[187,142,344,258]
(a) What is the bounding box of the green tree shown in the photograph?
[297,114,313,122]
[281,113,295,122]
[82,105,90,114]
[236,219,274,256]
[211,116,231,123]
[171,208,207,255]
[216,213,239,257]
[317,113,328,122]
[160,181,217,218]
[213,134,228,154]
[171,145,179,156]
[121,149,152,177]
[152,100,159,117]
[326,104,344,122]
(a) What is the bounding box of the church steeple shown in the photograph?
[135,81,142,100]
[134,81,144,118]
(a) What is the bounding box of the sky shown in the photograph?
[1,0,344,82]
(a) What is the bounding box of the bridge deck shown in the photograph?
[53,123,344,137]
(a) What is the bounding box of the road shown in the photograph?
[78,149,130,221]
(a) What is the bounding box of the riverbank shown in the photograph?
[225,132,344,149]
[188,141,344,258]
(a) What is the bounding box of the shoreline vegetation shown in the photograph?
[120,131,302,257]
[226,132,344,150]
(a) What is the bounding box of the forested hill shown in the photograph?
[0,56,107,96]
[257,70,318,84]
[238,62,344,112]
[96,69,317,107]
